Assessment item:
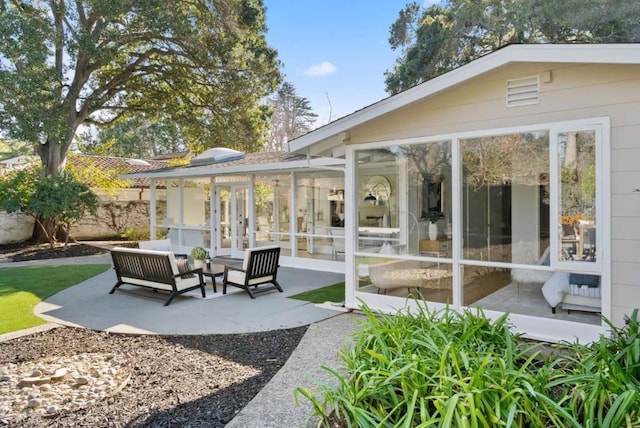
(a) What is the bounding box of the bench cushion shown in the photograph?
[120,275,201,291]
[138,239,172,252]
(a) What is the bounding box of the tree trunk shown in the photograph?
[36,138,68,177]
[32,136,72,243]
[32,216,56,246]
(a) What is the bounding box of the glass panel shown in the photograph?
[251,175,310,257]
[355,141,452,257]
[181,179,208,227]
[462,264,511,306]
[234,187,248,250]
[294,172,344,260]
[461,131,550,264]
[155,226,169,240]
[213,175,249,184]
[253,180,275,246]
[164,180,180,227]
[558,130,597,263]
[467,266,600,324]
[356,256,453,302]
[218,186,231,251]
[154,179,168,227]
[258,175,291,250]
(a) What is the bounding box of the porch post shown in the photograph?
[290,172,297,255]
[150,179,157,239]
[344,146,356,308]
[248,175,256,248]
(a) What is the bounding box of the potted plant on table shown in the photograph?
[190,246,207,268]
[423,211,444,240]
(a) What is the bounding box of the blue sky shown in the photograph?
[264,1,411,127]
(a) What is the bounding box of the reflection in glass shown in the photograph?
[461,132,549,264]
[558,131,596,263]
[294,172,344,258]
[356,256,453,303]
[181,179,208,227]
[355,141,452,256]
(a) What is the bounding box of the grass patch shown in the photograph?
[289,282,345,303]
[0,264,110,334]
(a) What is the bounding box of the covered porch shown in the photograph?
[125,150,348,273]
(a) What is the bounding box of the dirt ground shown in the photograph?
[0,241,113,262]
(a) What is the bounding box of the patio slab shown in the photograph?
[33,263,346,335]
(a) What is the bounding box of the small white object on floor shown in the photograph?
[314,301,351,312]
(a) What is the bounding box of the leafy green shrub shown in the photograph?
[296,303,640,427]
[0,168,97,246]
[121,226,150,241]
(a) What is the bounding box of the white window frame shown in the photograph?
[549,119,608,274]
[346,117,610,343]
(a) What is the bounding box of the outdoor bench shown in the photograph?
[109,247,206,306]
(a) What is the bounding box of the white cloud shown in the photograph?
[302,61,336,77]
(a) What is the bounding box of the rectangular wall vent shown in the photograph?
[506,76,539,107]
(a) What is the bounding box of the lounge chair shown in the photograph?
[222,246,282,299]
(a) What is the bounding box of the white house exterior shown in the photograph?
[127,44,640,343]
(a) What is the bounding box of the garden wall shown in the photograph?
[0,212,35,244]
[0,188,157,244]
[70,188,154,240]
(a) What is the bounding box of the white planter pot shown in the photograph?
[193,259,204,269]
[428,222,438,240]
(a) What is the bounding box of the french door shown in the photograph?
[214,184,248,258]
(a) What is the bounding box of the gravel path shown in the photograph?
[0,326,307,427]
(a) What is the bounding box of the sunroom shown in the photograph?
[343,119,606,344]
[287,44,640,343]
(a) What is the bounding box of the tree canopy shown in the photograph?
[385,0,640,94]
[0,0,281,176]
[264,81,317,152]
[77,115,186,158]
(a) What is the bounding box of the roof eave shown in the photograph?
[120,157,345,180]
[288,43,640,152]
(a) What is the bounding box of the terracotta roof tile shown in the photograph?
[67,154,175,187]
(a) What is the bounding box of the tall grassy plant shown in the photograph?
[296,303,576,427]
[548,310,640,427]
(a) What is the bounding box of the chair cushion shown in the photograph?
[227,270,274,286]
[241,245,281,271]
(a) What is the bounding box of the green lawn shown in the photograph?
[0,264,110,334]
[289,282,345,304]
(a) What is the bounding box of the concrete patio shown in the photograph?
[25,253,346,335]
